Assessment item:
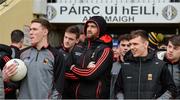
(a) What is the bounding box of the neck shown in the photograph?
[165,54,179,64]
[69,47,74,52]
[141,49,148,57]
[35,37,48,50]
[11,43,20,49]
[167,57,179,64]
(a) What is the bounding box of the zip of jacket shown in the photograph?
[138,58,142,98]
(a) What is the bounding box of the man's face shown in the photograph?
[118,40,130,56]
[86,22,99,39]
[63,32,79,50]
[29,22,47,46]
[79,34,86,42]
[166,41,180,62]
[113,47,120,59]
[129,36,148,57]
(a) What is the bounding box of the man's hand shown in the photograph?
[87,61,95,68]
[2,64,17,81]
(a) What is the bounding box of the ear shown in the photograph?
[43,28,48,36]
[144,41,149,48]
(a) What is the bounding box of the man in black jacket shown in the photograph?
[0,29,24,99]
[115,30,177,99]
[160,35,180,99]
[57,25,81,98]
[66,16,113,99]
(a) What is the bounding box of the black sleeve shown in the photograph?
[114,68,124,97]
[71,47,113,80]
[160,63,177,98]
[0,51,11,70]
[0,51,20,92]
[52,49,65,94]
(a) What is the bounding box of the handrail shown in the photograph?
[0,0,14,12]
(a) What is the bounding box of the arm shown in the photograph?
[65,72,79,80]
[64,51,79,80]
[53,51,65,97]
[159,64,177,99]
[114,68,124,99]
[71,47,113,80]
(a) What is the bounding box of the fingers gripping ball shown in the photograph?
[6,59,27,81]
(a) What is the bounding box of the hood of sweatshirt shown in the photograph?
[84,16,107,37]
[84,16,112,48]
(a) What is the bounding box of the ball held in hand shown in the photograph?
[6,59,27,81]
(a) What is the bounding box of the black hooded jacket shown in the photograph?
[0,44,20,99]
[65,16,113,99]
[115,49,177,99]
[0,44,12,69]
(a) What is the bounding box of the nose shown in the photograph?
[169,47,173,52]
[87,26,91,31]
[124,46,129,50]
[130,45,134,50]
[64,37,70,43]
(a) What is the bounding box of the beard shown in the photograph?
[87,32,98,41]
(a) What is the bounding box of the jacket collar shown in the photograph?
[124,49,155,62]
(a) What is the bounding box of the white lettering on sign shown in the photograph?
[46,3,180,23]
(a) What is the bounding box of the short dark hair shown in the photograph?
[169,35,180,46]
[31,18,51,32]
[65,25,80,39]
[130,30,148,41]
[118,34,130,42]
[11,29,24,43]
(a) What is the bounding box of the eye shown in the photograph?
[121,44,126,47]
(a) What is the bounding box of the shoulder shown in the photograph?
[20,46,32,55]
[96,44,112,53]
[153,55,167,65]
[121,62,132,68]
[20,46,31,52]
[73,43,85,52]
[99,43,111,48]
[57,47,65,54]
[47,46,64,58]
[148,57,168,72]
[0,44,12,54]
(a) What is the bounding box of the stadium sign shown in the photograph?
[46,3,180,23]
